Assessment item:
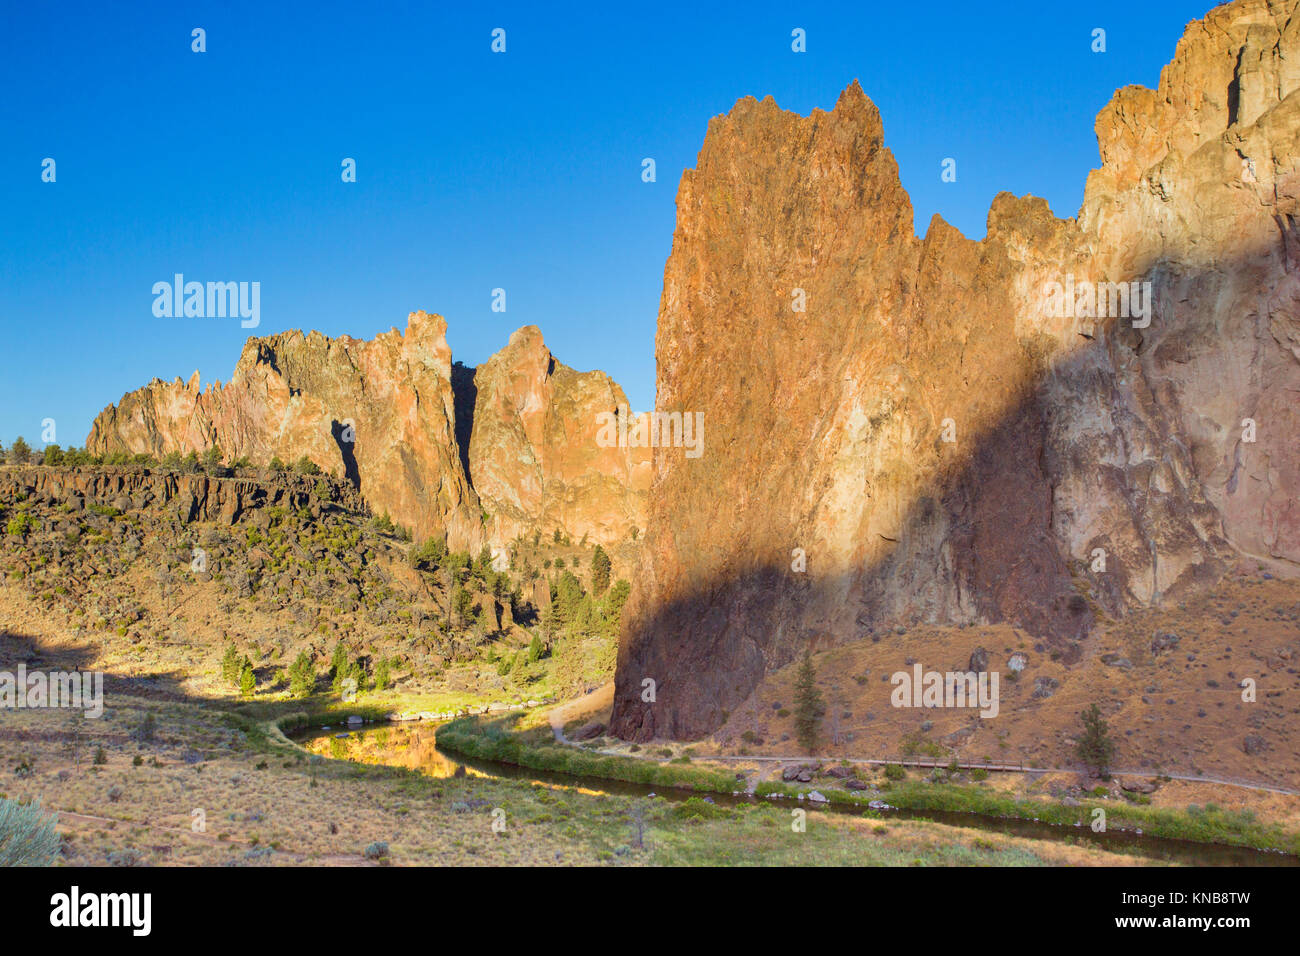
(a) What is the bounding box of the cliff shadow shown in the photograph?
[450,362,477,488]
[331,420,361,488]
[607,263,1275,742]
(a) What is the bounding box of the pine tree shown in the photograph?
[602,579,631,638]
[496,651,517,677]
[238,659,256,697]
[553,571,585,630]
[8,437,31,465]
[220,643,242,687]
[373,657,391,692]
[553,636,585,698]
[793,649,825,753]
[329,642,349,691]
[452,584,475,626]
[527,632,543,664]
[346,657,367,694]
[590,545,611,595]
[288,651,315,697]
[1076,703,1117,777]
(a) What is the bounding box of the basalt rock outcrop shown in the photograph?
[87,314,647,550]
[611,0,1300,740]
[463,326,651,547]
[0,466,364,526]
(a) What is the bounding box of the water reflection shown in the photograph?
[293,721,1299,867]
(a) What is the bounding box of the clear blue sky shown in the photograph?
[0,0,1212,447]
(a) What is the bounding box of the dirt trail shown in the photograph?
[548,682,614,743]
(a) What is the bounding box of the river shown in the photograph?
[292,720,1298,867]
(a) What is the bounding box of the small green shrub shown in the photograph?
[0,797,60,865]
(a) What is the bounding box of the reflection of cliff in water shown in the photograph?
[299,723,471,779]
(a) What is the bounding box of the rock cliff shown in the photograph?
[463,326,651,547]
[611,0,1300,740]
[87,314,647,550]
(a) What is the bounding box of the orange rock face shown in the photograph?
[463,326,650,547]
[610,0,1300,740]
[87,313,646,550]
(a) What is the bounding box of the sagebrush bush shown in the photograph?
[0,797,60,866]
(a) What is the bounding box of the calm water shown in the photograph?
[293,721,1298,867]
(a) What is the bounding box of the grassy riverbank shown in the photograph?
[436,714,1300,856]
[755,778,1300,855]
[436,716,740,793]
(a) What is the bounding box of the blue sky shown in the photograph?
[0,0,1212,446]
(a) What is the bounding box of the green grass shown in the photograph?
[648,799,1056,867]
[262,696,1300,858]
[883,784,1299,853]
[755,779,1300,855]
[436,716,740,793]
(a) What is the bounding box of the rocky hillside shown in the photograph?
[0,464,629,702]
[612,0,1300,740]
[87,314,648,552]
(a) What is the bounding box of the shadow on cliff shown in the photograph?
[609,307,1242,742]
[331,420,361,488]
[450,362,477,489]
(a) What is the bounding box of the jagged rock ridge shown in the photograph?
[611,0,1300,740]
[87,313,648,551]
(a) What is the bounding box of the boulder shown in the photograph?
[1151,632,1181,656]
[782,764,818,782]
[1032,677,1060,700]
[573,721,606,741]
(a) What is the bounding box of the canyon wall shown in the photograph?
[87,313,647,550]
[463,325,651,547]
[611,0,1300,740]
